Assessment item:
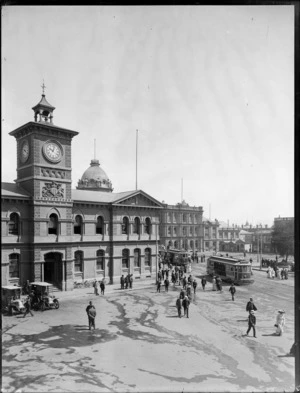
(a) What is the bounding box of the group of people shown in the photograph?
[93,279,106,296]
[266,266,289,280]
[120,274,134,290]
[211,275,223,291]
[245,297,286,338]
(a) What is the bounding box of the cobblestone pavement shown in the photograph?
[2,262,295,392]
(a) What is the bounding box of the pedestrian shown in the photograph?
[218,278,223,292]
[182,276,187,290]
[182,295,190,318]
[274,310,286,336]
[100,280,105,295]
[164,278,169,292]
[171,272,176,286]
[120,274,125,289]
[162,269,165,280]
[212,276,217,291]
[284,268,289,280]
[192,279,198,294]
[216,276,221,291]
[94,280,100,296]
[229,283,236,301]
[201,276,207,291]
[176,296,182,318]
[158,270,162,281]
[246,310,256,338]
[180,288,185,299]
[125,275,129,289]
[271,268,275,279]
[86,301,96,330]
[246,297,257,314]
[129,274,133,289]
[186,283,192,297]
[156,279,161,293]
[23,296,34,318]
[281,268,285,280]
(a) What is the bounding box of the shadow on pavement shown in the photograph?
[262,333,278,336]
[166,316,179,318]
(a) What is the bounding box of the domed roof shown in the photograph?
[77,159,113,192]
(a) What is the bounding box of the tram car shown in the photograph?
[207,255,254,285]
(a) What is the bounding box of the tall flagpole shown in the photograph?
[136,129,138,190]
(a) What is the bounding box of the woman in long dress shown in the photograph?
[275,310,285,335]
[212,276,217,291]
[94,280,100,296]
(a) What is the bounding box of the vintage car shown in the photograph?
[1,285,26,315]
[29,282,59,311]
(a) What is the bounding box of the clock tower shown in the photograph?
[9,86,79,290]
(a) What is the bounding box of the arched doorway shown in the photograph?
[44,252,63,289]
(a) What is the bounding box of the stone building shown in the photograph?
[1,92,162,290]
[159,200,203,252]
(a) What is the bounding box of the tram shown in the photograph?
[207,255,254,285]
[164,249,192,273]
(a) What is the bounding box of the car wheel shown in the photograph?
[54,300,59,309]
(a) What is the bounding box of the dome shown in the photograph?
[77,159,113,192]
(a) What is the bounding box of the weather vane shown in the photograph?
[41,79,46,95]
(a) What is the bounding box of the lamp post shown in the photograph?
[155,221,158,282]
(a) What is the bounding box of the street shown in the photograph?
[2,262,295,393]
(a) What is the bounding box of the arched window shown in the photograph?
[9,253,19,278]
[144,248,151,267]
[190,240,194,249]
[173,227,177,236]
[74,215,82,235]
[144,217,151,235]
[96,250,105,271]
[134,248,141,268]
[174,240,178,249]
[189,226,193,235]
[122,249,129,269]
[8,213,19,235]
[96,216,104,235]
[48,213,58,235]
[74,251,83,272]
[122,217,129,234]
[183,227,187,236]
[133,217,140,234]
[195,240,199,249]
[167,226,171,235]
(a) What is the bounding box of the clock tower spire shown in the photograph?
[32,80,55,124]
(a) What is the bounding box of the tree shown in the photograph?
[271,220,294,261]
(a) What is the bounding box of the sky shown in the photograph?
[1,5,294,227]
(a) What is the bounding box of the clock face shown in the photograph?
[43,141,62,163]
[20,140,29,163]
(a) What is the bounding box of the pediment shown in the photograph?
[113,191,162,208]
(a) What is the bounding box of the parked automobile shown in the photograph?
[29,282,59,311]
[1,285,26,315]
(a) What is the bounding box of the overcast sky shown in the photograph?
[2,5,294,227]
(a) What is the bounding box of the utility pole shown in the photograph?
[155,221,158,282]
[135,129,138,190]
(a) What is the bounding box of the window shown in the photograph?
[133,217,140,234]
[174,240,178,249]
[168,226,171,235]
[144,217,151,235]
[9,253,19,278]
[48,213,58,235]
[74,251,83,272]
[96,216,104,235]
[183,214,187,223]
[167,213,172,222]
[195,240,199,249]
[122,249,129,269]
[8,213,19,235]
[173,227,177,236]
[122,217,129,234]
[74,215,82,235]
[183,227,187,236]
[96,250,104,270]
[189,227,193,235]
[144,248,151,266]
[134,248,141,268]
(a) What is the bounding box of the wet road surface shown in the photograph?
[2,264,295,392]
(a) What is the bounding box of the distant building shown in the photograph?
[202,217,220,252]
[159,200,203,252]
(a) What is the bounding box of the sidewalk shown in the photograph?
[56,278,157,302]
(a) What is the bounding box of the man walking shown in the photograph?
[229,283,236,301]
[23,296,34,318]
[86,301,96,330]
[182,295,190,318]
[120,275,125,289]
[192,279,198,294]
[176,296,182,318]
[156,279,161,293]
[201,276,207,291]
[164,277,169,292]
[246,310,257,338]
[100,280,105,295]
[246,297,257,314]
